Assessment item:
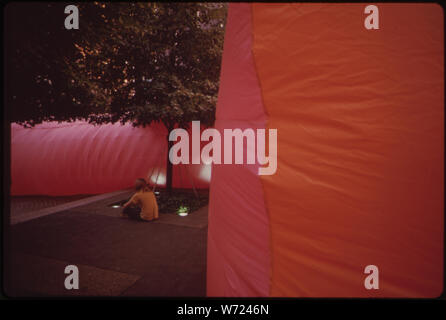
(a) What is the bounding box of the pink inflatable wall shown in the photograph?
[206,4,271,297]
[11,121,210,195]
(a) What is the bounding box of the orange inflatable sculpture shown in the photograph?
[207,3,444,297]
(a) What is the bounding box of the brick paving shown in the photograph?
[10,195,90,216]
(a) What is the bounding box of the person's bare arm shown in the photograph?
[123,194,137,208]
[154,195,159,219]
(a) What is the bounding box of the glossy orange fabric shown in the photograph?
[252,3,444,297]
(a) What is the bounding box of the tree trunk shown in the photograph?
[166,130,174,194]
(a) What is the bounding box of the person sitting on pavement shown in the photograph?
[121,178,159,221]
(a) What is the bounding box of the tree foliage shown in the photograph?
[6,2,83,126]
[7,2,227,130]
[6,2,227,192]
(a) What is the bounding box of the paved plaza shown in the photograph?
[5,191,208,297]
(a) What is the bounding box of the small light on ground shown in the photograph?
[177,205,189,217]
[155,191,160,195]
[112,205,120,208]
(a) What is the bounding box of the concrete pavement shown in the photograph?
[5,191,208,297]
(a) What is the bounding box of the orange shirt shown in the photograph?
[128,190,159,221]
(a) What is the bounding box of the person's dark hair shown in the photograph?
[135,178,148,191]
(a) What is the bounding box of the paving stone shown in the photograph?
[5,252,141,297]
[10,195,90,215]
[7,205,208,297]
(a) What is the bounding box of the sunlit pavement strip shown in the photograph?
[10,189,132,225]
